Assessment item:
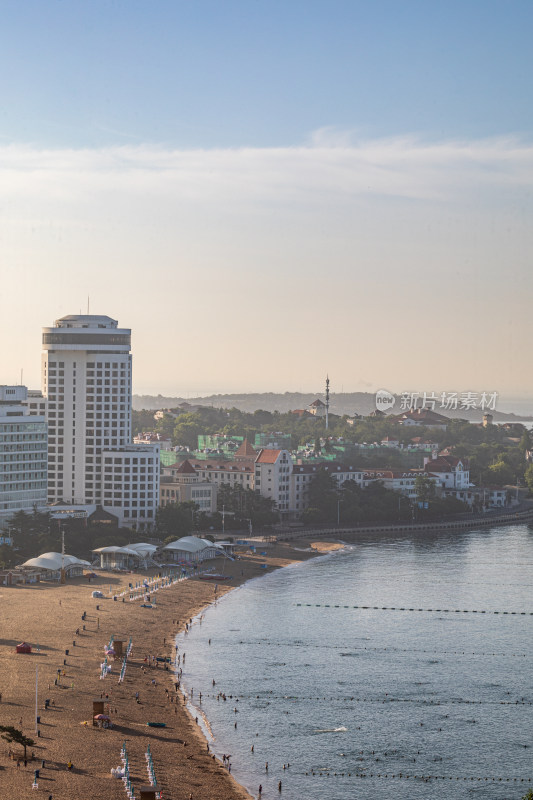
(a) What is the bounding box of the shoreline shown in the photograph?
[170,539,347,795]
[0,538,333,800]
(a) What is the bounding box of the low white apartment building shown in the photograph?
[254,449,292,512]
[177,460,255,490]
[363,469,428,498]
[290,463,364,514]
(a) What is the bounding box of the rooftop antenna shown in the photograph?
[87,295,90,315]
[20,368,23,386]
[325,375,330,430]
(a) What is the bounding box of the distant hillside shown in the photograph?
[133,392,532,422]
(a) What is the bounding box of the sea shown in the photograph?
[175,524,533,800]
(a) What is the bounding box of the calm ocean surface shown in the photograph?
[176,525,533,800]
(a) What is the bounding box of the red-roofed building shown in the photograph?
[308,399,326,417]
[424,455,470,490]
[160,460,217,512]
[234,439,257,460]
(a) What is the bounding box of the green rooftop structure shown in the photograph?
[197,434,244,453]
[254,432,292,450]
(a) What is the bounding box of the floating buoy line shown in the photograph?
[299,771,532,783]
[295,603,533,615]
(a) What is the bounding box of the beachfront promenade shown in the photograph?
[273,504,533,541]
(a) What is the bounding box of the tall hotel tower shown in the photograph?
[40,315,159,530]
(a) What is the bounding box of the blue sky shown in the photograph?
[3,0,532,148]
[1,1,532,402]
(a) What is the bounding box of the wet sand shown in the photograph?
[0,539,334,799]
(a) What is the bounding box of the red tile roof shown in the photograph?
[234,439,257,458]
[255,449,282,464]
[175,459,197,474]
[424,455,467,472]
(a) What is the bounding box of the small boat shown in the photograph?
[199,574,232,581]
[146,722,166,728]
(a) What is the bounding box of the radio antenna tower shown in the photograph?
[325,375,330,430]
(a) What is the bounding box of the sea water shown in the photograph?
[176,524,533,800]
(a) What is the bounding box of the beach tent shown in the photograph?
[21,552,92,580]
[15,642,32,654]
[126,543,159,568]
[92,546,140,570]
[162,536,220,563]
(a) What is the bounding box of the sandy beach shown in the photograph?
[0,539,335,799]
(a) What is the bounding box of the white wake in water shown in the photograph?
[313,725,347,733]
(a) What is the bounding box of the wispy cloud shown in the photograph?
[1,133,532,214]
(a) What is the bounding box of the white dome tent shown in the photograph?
[92,546,141,570]
[21,552,92,580]
[162,536,220,563]
[125,542,159,568]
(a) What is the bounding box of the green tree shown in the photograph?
[487,460,515,486]
[156,502,197,539]
[216,484,276,528]
[132,409,158,435]
[306,469,339,523]
[414,474,436,503]
[519,429,531,453]
[0,726,35,760]
[155,413,177,439]
[0,544,15,568]
[524,463,533,494]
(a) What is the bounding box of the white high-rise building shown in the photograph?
[38,314,159,530]
[0,386,47,530]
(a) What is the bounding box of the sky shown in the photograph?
[1,0,532,402]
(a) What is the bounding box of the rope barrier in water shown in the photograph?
[295,603,533,615]
[206,693,532,705]
[234,639,531,657]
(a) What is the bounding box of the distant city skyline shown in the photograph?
[1,1,532,398]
